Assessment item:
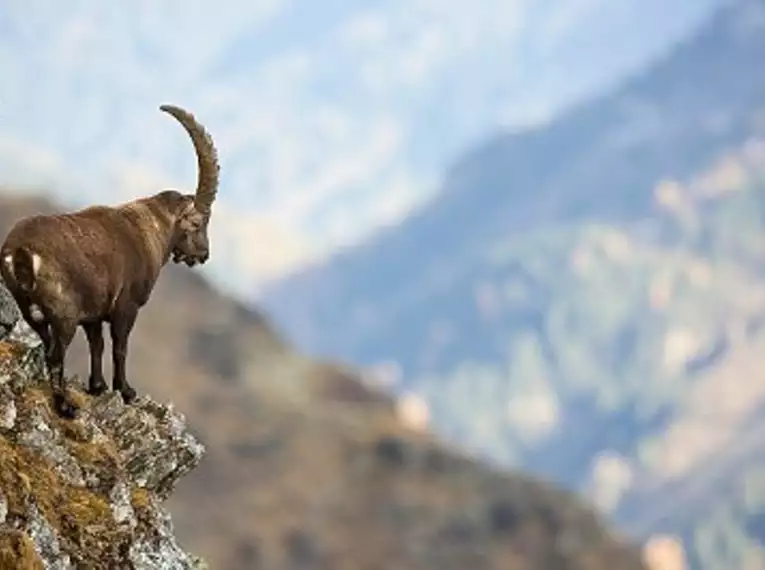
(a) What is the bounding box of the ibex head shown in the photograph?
[159,104,221,267]
[172,199,212,267]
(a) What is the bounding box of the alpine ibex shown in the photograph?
[0,104,220,418]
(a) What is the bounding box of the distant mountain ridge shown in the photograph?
[263,0,765,358]
[260,1,765,568]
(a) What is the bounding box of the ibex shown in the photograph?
[0,104,220,418]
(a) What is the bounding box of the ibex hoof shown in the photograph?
[120,386,137,405]
[53,392,79,419]
[87,379,108,397]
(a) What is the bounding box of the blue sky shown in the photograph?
[0,0,722,299]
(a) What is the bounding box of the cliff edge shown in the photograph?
[0,308,205,569]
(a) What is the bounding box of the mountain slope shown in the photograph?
[260,1,765,568]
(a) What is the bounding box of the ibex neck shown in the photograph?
[121,195,182,270]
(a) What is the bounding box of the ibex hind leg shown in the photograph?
[49,317,79,419]
[18,303,52,356]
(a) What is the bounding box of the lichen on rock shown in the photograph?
[0,316,207,569]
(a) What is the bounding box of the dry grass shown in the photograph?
[0,530,44,570]
[0,341,23,363]
[130,488,151,511]
[0,341,26,381]
[0,435,122,564]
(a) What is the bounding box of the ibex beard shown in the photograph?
[0,104,220,419]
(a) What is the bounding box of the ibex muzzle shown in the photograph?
[0,104,221,418]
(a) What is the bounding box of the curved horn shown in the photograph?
[159,104,220,214]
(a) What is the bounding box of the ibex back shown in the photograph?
[0,104,220,418]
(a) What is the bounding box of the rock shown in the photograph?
[0,490,7,524]
[283,528,322,566]
[6,317,44,353]
[374,435,411,467]
[487,500,521,534]
[0,283,19,342]
[0,332,207,569]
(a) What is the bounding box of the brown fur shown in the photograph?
[0,105,220,418]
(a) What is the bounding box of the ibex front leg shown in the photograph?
[83,321,108,396]
[110,306,138,404]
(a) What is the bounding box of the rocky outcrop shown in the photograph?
[0,284,18,342]
[0,314,206,569]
